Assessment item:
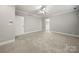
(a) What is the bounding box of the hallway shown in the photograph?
[0,31,79,53]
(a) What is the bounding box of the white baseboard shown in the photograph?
[16,30,42,37]
[51,31,79,38]
[0,39,15,46]
[16,30,79,38]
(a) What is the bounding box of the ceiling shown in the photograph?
[15,5,79,17]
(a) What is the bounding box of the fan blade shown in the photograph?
[40,5,46,10]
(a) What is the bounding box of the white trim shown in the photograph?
[51,31,79,38]
[16,30,42,37]
[0,39,15,46]
[16,30,79,38]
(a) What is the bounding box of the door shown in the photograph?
[15,15,24,36]
[45,18,50,32]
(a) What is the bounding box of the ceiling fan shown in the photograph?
[30,5,48,17]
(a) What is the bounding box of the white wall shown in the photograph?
[0,6,15,43]
[24,15,42,33]
[16,10,42,34]
[50,11,79,35]
[15,16,24,36]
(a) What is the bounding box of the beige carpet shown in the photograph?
[0,31,79,53]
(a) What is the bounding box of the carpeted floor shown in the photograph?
[0,31,79,53]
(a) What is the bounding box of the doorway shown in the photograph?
[45,18,50,32]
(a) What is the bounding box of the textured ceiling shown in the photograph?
[16,5,42,12]
[15,5,78,17]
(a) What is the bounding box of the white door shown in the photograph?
[15,16,24,36]
[45,18,50,32]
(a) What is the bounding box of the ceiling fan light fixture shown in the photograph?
[42,8,46,11]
